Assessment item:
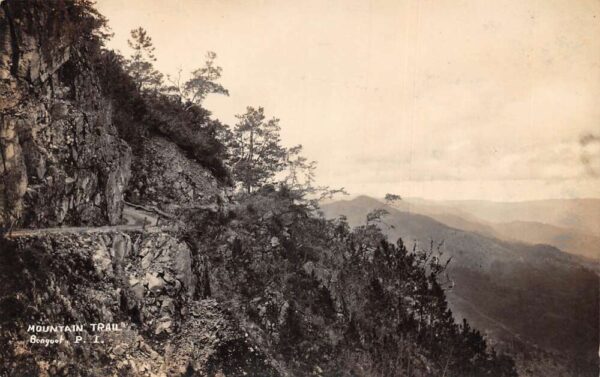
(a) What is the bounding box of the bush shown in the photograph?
[94,50,231,182]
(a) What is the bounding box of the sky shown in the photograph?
[96,0,600,201]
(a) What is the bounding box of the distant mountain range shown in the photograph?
[383,197,600,260]
[438,198,600,237]
[320,196,599,376]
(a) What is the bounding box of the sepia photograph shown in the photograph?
[0,0,598,376]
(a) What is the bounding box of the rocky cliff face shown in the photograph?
[0,2,276,376]
[0,0,131,228]
[128,135,224,214]
[0,2,520,377]
[0,230,277,376]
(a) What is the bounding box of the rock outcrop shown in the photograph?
[0,2,276,376]
[0,231,278,376]
[128,136,224,214]
[0,0,131,228]
[0,2,522,377]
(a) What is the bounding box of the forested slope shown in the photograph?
[322,196,599,376]
[0,1,518,376]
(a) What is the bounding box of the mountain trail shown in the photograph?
[3,206,172,239]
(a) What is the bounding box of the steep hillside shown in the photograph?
[0,230,279,376]
[0,0,131,228]
[322,196,599,376]
[0,1,259,375]
[0,2,518,377]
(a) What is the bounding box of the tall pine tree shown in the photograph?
[125,27,163,92]
[228,106,287,193]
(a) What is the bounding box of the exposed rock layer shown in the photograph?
[0,231,277,376]
[128,135,224,214]
[0,1,131,228]
[0,2,525,377]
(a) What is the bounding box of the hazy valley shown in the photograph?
[322,196,599,376]
[0,1,597,376]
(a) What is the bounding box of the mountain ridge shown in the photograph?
[349,196,600,260]
[0,2,523,376]
[321,195,599,376]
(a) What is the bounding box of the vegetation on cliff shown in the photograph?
[185,187,518,376]
[0,1,520,376]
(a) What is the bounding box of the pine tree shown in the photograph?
[229,106,287,193]
[125,27,163,92]
[183,51,229,104]
[283,144,316,192]
[165,51,229,107]
[384,193,402,205]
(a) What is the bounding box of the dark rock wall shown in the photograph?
[0,0,131,228]
[0,232,278,376]
[0,2,523,377]
[128,136,225,214]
